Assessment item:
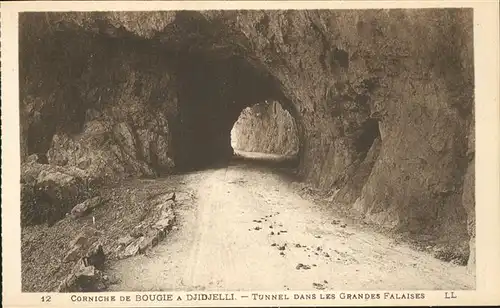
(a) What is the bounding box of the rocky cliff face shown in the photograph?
[231,101,299,156]
[20,14,177,181]
[20,10,474,264]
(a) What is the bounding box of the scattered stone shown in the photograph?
[313,282,326,290]
[57,239,108,292]
[150,192,176,204]
[117,204,175,259]
[316,247,322,251]
[340,224,347,228]
[280,252,285,256]
[64,227,102,263]
[154,217,174,232]
[130,226,144,238]
[156,200,174,213]
[138,232,160,252]
[57,258,107,292]
[271,243,277,247]
[296,263,311,270]
[159,206,174,219]
[254,226,261,230]
[117,235,134,247]
[22,165,94,227]
[277,232,281,235]
[312,264,317,267]
[70,196,103,219]
[277,244,286,251]
[253,220,262,223]
[75,262,95,278]
[332,219,340,225]
[270,231,275,235]
[315,235,322,238]
[63,245,83,263]
[280,230,287,233]
[324,280,328,284]
[295,244,301,248]
[83,242,106,270]
[269,225,273,229]
[324,252,330,258]
[69,232,90,249]
[120,239,141,259]
[26,153,44,164]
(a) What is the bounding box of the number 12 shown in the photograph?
[41,296,51,302]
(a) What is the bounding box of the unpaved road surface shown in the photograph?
[108,155,474,291]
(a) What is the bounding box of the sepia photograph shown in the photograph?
[2,1,500,307]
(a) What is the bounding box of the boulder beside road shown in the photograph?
[21,159,99,226]
[70,196,104,219]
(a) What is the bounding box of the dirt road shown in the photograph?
[107,154,474,291]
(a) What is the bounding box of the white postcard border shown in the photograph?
[2,1,499,307]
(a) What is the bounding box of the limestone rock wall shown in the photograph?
[20,10,474,263]
[20,14,178,182]
[231,101,299,156]
[219,10,473,261]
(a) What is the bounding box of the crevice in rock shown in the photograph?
[355,118,380,161]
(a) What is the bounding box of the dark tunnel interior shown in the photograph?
[170,52,300,171]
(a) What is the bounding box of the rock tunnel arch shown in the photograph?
[168,56,306,171]
[159,15,307,171]
[19,10,475,269]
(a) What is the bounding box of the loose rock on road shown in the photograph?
[108,157,474,291]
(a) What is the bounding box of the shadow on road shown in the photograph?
[228,150,301,181]
[231,150,299,168]
[170,150,301,182]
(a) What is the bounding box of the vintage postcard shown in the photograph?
[1,0,499,307]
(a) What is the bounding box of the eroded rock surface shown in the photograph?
[20,10,474,266]
[232,101,299,156]
[21,160,99,226]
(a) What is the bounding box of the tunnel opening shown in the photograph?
[169,48,304,172]
[230,100,300,168]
